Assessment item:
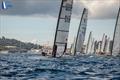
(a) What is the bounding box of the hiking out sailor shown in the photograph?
[52,44,57,57]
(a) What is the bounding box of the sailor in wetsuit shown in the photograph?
[63,38,68,55]
[52,44,57,57]
[63,43,67,54]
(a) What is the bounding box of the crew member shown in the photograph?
[52,44,57,57]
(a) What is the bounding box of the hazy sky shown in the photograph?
[0,0,120,47]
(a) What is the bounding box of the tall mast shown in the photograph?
[74,8,88,55]
[52,0,73,57]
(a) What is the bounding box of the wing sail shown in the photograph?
[52,0,73,57]
[112,8,120,56]
[74,8,88,55]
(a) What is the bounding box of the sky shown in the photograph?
[0,0,120,47]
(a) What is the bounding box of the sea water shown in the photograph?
[0,53,120,80]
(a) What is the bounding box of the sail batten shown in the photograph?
[52,0,73,57]
[74,8,88,55]
[112,8,120,56]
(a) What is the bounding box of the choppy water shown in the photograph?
[0,53,120,80]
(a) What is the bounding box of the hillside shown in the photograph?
[0,36,42,51]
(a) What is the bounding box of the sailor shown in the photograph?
[63,38,67,54]
[41,48,47,56]
[52,44,57,57]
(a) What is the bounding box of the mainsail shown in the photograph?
[105,37,110,55]
[70,37,76,55]
[90,38,95,54]
[103,35,107,53]
[112,8,120,56]
[97,41,101,53]
[86,31,92,54]
[100,33,105,53]
[74,8,88,55]
[52,0,73,57]
[1,1,12,10]
[2,1,7,9]
[94,40,98,53]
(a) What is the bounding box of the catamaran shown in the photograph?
[112,8,120,56]
[52,0,73,57]
[73,8,88,55]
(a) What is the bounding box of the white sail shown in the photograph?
[105,37,110,55]
[70,37,76,55]
[2,1,7,9]
[112,8,120,56]
[90,38,95,54]
[103,35,107,53]
[52,0,73,57]
[100,33,106,53]
[1,1,12,10]
[94,40,98,53]
[97,41,101,54]
[74,8,88,55]
[86,31,93,54]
